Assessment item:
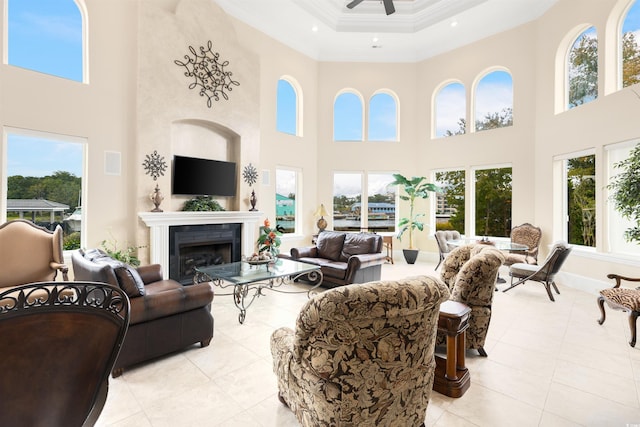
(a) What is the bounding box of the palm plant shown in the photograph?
[392,173,439,250]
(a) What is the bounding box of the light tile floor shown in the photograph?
[96,258,640,427]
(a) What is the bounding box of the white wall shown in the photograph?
[1,0,638,287]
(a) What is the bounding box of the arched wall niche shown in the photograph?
[169,118,242,211]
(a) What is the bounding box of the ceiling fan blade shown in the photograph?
[346,0,366,9]
[383,0,395,15]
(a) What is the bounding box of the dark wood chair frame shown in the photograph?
[598,274,640,348]
[0,281,129,427]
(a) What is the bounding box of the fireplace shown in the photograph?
[169,223,241,284]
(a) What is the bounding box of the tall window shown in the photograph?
[7,0,84,82]
[568,26,598,109]
[621,0,640,88]
[434,82,466,138]
[563,154,596,247]
[4,129,84,250]
[366,173,397,232]
[368,92,397,141]
[276,78,300,136]
[606,141,640,255]
[332,172,396,232]
[275,168,299,234]
[473,166,512,237]
[334,91,363,141]
[475,70,513,131]
[434,170,465,234]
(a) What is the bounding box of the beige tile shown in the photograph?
[447,383,542,426]
[143,380,244,427]
[96,379,143,426]
[102,412,152,427]
[545,382,640,426]
[432,410,480,427]
[553,359,639,408]
[213,358,278,410]
[538,412,583,427]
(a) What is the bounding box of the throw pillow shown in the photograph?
[114,264,146,298]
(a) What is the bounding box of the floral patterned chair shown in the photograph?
[270,275,450,427]
[438,244,504,357]
[503,223,542,266]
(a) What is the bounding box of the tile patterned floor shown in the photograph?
[96,259,640,427]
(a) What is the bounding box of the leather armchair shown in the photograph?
[0,219,68,290]
[72,248,214,377]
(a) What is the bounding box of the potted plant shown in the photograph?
[608,143,640,242]
[391,173,439,264]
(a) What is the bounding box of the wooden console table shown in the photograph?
[433,300,471,398]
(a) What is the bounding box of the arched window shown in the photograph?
[7,0,85,82]
[368,91,398,141]
[567,26,598,109]
[621,0,640,88]
[276,77,302,136]
[475,70,513,132]
[334,91,363,141]
[434,82,466,138]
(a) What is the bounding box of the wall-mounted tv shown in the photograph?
[172,155,237,197]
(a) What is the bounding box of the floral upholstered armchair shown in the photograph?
[503,223,542,266]
[270,276,450,427]
[438,244,504,356]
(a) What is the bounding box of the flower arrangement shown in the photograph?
[257,218,281,256]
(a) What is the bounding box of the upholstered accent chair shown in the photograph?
[270,276,450,427]
[438,245,504,357]
[598,274,640,347]
[505,241,571,302]
[0,219,69,290]
[0,281,129,427]
[434,230,461,270]
[503,223,542,266]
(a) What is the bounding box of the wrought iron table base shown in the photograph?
[194,269,323,324]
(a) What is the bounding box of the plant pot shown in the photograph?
[403,249,419,264]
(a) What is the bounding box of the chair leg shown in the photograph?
[551,281,560,295]
[435,256,443,271]
[278,392,289,407]
[629,311,638,348]
[543,282,556,302]
[597,296,606,325]
[477,347,488,357]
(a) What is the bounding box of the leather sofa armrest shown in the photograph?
[344,253,387,279]
[136,264,163,284]
[291,246,318,259]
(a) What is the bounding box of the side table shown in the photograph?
[433,300,471,398]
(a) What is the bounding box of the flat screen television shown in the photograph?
[172,155,237,197]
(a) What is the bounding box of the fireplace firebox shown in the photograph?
[169,223,241,285]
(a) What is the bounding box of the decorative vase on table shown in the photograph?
[257,218,282,257]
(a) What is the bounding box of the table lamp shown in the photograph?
[314,204,328,232]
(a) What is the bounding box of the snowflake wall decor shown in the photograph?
[242,163,258,187]
[142,150,167,181]
[174,40,240,108]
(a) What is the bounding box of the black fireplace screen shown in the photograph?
[169,223,241,285]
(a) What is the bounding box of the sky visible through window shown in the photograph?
[7,1,83,181]
[8,0,82,82]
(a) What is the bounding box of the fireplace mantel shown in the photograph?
[139,211,262,279]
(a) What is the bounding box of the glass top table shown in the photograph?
[448,239,528,252]
[194,258,323,324]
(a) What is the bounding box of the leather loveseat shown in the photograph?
[290,231,387,288]
[71,248,214,377]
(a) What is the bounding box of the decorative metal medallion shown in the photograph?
[142,150,167,181]
[243,163,258,187]
[174,40,240,108]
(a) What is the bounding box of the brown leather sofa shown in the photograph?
[290,231,387,288]
[71,248,214,377]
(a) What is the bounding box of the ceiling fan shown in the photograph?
[346,0,396,16]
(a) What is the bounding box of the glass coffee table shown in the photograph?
[194,258,323,324]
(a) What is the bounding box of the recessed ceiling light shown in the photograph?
[451,19,458,28]
[312,24,318,32]
[372,36,379,43]
[372,45,382,49]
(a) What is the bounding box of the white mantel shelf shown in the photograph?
[139,211,262,279]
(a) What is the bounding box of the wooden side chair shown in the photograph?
[598,274,640,347]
